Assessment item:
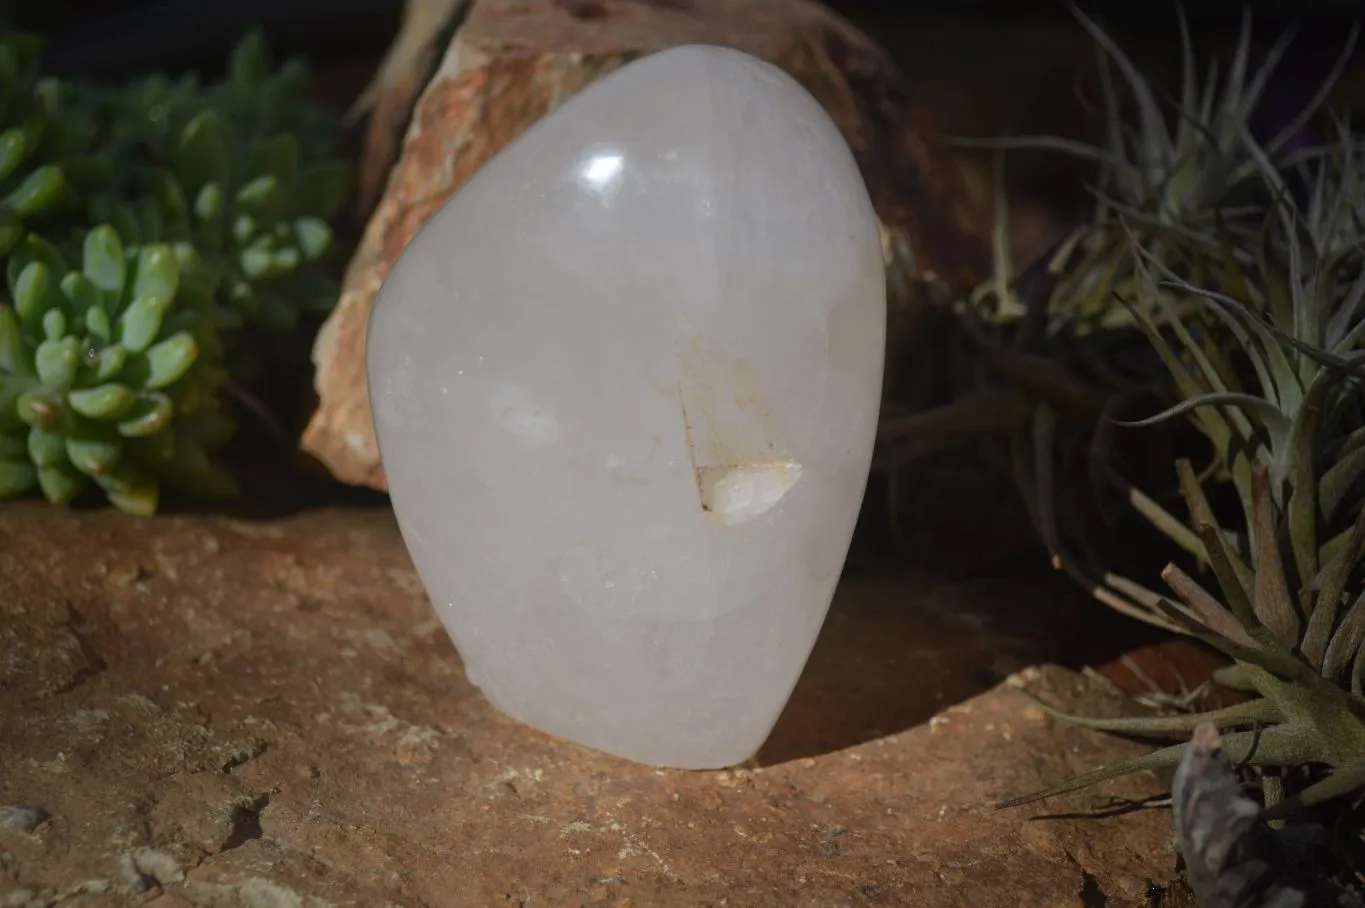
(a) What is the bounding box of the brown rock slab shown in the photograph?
[0,502,1182,906]
[303,0,988,489]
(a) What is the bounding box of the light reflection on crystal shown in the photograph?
[580,152,624,193]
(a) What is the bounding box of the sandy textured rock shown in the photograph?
[302,0,988,489]
[0,501,1185,906]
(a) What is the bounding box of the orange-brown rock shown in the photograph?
[0,500,1182,905]
[302,0,988,489]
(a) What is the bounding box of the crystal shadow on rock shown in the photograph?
[753,567,1167,766]
[753,477,1168,766]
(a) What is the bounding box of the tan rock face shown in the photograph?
[302,0,988,489]
[0,501,1181,906]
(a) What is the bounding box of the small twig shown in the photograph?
[221,380,287,449]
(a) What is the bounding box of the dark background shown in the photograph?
[5,0,1363,82]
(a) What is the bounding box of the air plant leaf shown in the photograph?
[1322,593,1365,683]
[1014,684,1280,737]
[1249,464,1302,642]
[997,724,1319,810]
[1115,391,1292,439]
[1303,503,1365,669]
[1177,458,1255,615]
[1320,449,1365,525]
[1163,564,1263,647]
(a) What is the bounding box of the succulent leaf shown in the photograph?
[65,431,121,477]
[98,468,158,515]
[0,304,21,373]
[0,457,35,496]
[131,245,179,307]
[67,383,135,419]
[0,211,24,254]
[61,270,102,317]
[175,110,235,195]
[16,389,61,429]
[81,224,125,296]
[0,128,28,182]
[25,426,64,467]
[34,336,77,389]
[13,259,50,327]
[36,461,81,503]
[117,392,172,437]
[142,332,197,389]
[1,163,63,217]
[90,343,125,380]
[194,183,223,223]
[292,216,331,260]
[116,295,169,353]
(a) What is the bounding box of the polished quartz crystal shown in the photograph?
[366,44,886,769]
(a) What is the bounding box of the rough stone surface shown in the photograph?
[1,501,1183,906]
[303,0,988,489]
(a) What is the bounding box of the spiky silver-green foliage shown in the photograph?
[949,5,1356,330]
[877,5,1365,817]
[1014,75,1365,819]
[1000,184,1365,812]
[876,5,1358,618]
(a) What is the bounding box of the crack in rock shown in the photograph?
[220,739,269,773]
[221,794,270,853]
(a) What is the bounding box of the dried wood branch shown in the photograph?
[350,0,473,216]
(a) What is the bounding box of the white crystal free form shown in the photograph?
[366,44,887,769]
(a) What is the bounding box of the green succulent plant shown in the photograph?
[0,224,235,514]
[0,29,350,514]
[77,31,350,346]
[208,32,349,164]
[166,107,348,338]
[0,33,72,254]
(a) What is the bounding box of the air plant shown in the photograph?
[876,4,1349,618]
[1001,181,1365,813]
[876,4,1365,815]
